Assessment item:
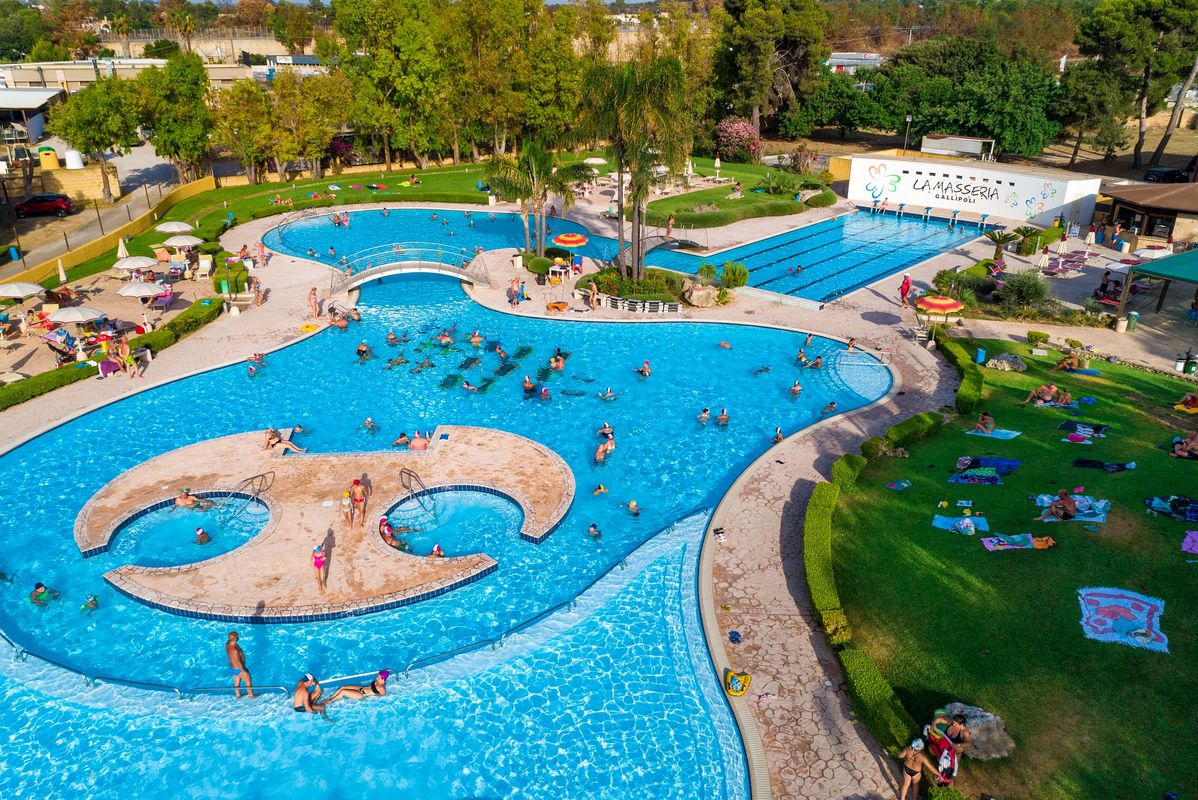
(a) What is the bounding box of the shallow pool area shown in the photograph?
[105,500,270,568]
[265,206,977,303]
[0,244,892,796]
[384,489,525,558]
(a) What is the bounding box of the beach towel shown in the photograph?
[982,533,1034,551]
[327,184,341,191]
[949,468,1001,485]
[885,479,911,491]
[1145,495,1198,521]
[1079,396,1097,404]
[971,457,1021,474]
[1057,421,1109,437]
[1061,435,1094,444]
[1036,494,1110,523]
[1077,587,1168,653]
[933,515,990,532]
[965,429,1022,440]
[1072,458,1135,473]
[1065,368,1101,375]
[1035,401,1079,409]
[1181,531,1198,554]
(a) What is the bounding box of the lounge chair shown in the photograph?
[150,291,175,311]
[151,245,171,265]
[196,255,213,280]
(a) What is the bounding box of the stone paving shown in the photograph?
[81,426,573,622]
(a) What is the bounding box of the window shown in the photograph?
[1147,213,1175,238]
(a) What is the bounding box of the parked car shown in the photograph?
[1143,167,1189,183]
[14,193,74,218]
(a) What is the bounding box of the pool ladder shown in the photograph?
[213,471,275,525]
[398,467,437,523]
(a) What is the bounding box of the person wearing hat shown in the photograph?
[195,527,211,545]
[29,582,59,606]
[327,670,390,703]
[312,544,327,591]
[292,674,326,713]
[348,478,369,526]
[898,738,935,800]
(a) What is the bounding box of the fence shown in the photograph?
[5,175,216,286]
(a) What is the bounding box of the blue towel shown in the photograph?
[933,515,991,531]
[965,429,1021,440]
[1065,368,1101,375]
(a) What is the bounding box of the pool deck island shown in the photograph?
[75,425,574,622]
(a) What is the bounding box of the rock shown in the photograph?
[985,353,1027,372]
[942,703,1016,760]
[683,283,718,308]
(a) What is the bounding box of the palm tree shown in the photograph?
[485,140,590,257]
[984,230,1021,261]
[1013,225,1041,253]
[169,10,196,54]
[577,57,688,280]
[111,15,130,59]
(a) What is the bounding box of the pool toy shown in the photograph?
[723,668,751,697]
[299,323,320,332]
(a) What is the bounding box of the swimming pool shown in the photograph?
[0,267,891,796]
[107,500,270,568]
[384,489,524,558]
[264,207,977,303]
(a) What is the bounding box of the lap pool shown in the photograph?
[265,206,977,303]
[0,252,892,796]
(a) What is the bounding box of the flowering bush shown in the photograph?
[714,117,761,164]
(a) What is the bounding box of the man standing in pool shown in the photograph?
[226,631,255,699]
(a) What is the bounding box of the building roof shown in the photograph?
[1103,182,1198,214]
[1128,247,1198,284]
[851,153,1101,183]
[0,87,63,110]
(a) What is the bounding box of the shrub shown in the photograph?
[885,412,942,448]
[831,453,867,487]
[821,608,853,647]
[1082,298,1101,315]
[194,216,233,242]
[197,241,224,255]
[0,363,98,411]
[933,328,983,414]
[212,256,248,294]
[997,271,1049,307]
[721,261,749,288]
[527,256,553,274]
[1026,330,1050,347]
[837,646,918,755]
[805,188,837,208]
[579,267,686,302]
[803,481,841,614]
[697,263,717,283]
[543,246,572,261]
[714,116,762,163]
[818,170,836,185]
[1065,337,1084,349]
[716,286,731,305]
[127,328,177,354]
[861,436,885,461]
[164,298,222,339]
[645,198,803,228]
[754,172,799,196]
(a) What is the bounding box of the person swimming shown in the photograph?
[469,330,483,345]
[635,361,651,378]
[804,333,814,346]
[195,527,211,544]
[718,341,731,350]
[355,341,374,363]
[539,387,550,401]
[80,593,99,615]
[29,582,59,606]
[790,381,802,397]
[751,366,771,376]
[384,353,409,369]
[806,355,823,369]
[622,500,641,516]
[495,344,508,360]
[386,330,399,345]
[359,417,379,435]
[716,408,730,425]
[820,401,837,416]
[698,407,711,424]
[392,432,410,448]
[596,422,614,437]
[588,523,601,538]
[771,427,784,444]
[463,380,478,391]
[597,387,616,400]
[593,484,608,495]
[522,375,536,393]
[795,348,808,363]
[430,544,445,558]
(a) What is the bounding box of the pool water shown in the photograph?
[0,259,890,796]
[106,501,270,568]
[264,207,977,303]
[384,489,524,557]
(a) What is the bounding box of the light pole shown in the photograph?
[903,114,913,154]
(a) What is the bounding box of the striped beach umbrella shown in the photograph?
[916,294,965,324]
[551,232,589,248]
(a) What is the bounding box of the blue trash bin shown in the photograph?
[975,347,987,364]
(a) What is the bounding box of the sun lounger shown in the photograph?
[150,291,175,311]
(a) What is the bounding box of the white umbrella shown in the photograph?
[1055,236,1069,255]
[47,306,104,324]
[116,237,129,259]
[155,221,194,234]
[118,282,165,299]
[0,281,44,299]
[163,234,203,248]
[57,258,67,285]
[1036,250,1050,269]
[113,256,158,271]
[1132,247,1171,260]
[582,157,607,166]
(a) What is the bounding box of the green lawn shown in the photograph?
[644,156,811,228]
[835,338,1197,800]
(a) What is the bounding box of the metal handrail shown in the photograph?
[92,675,182,697]
[186,684,291,697]
[397,468,435,516]
[211,472,274,525]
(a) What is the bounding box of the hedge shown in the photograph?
[837,646,919,755]
[128,328,177,354]
[164,297,222,338]
[0,362,98,411]
[803,481,842,616]
[933,327,983,414]
[644,198,805,229]
[805,188,837,208]
[861,436,885,461]
[831,453,867,487]
[211,256,248,294]
[884,411,942,449]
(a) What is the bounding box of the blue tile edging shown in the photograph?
[81,490,261,559]
[103,559,499,625]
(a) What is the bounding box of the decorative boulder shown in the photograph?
[683,283,718,308]
[985,353,1027,372]
[943,702,1016,760]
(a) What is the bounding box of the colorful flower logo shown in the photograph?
[865,164,900,200]
[1040,182,1058,200]
[1004,192,1020,208]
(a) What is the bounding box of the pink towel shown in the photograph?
[1182,531,1198,554]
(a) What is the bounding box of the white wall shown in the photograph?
[848,156,1101,227]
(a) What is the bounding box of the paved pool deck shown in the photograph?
[77,426,572,623]
[4,199,1193,798]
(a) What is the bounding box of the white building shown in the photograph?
[847,154,1102,227]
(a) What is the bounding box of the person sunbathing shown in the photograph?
[327,671,389,704]
[1171,430,1198,458]
[264,428,306,453]
[1022,383,1058,406]
[1057,388,1073,406]
[1051,352,1081,371]
[1036,489,1077,521]
[973,411,996,434]
[1176,392,1198,410]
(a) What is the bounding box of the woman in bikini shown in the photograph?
[327,670,390,703]
[898,738,934,800]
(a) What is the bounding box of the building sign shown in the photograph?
[848,156,1101,227]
